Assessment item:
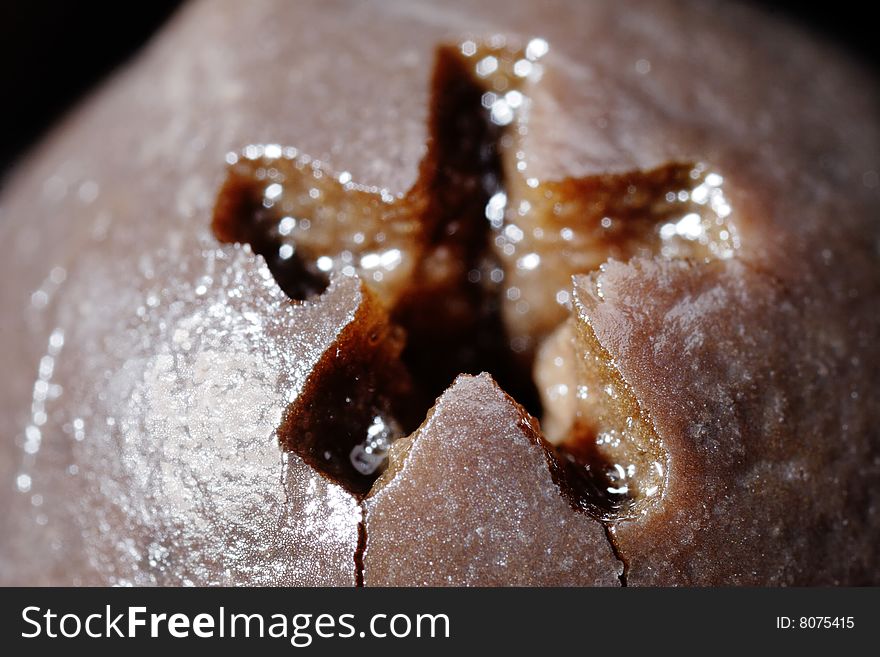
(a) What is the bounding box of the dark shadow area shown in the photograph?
[0,1,183,177]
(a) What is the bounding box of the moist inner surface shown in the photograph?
[212,38,738,520]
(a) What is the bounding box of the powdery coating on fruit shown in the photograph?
[0,243,364,585]
[574,258,880,585]
[363,374,621,586]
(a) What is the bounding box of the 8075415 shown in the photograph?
[776,616,854,629]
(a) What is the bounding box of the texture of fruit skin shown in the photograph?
[572,260,880,585]
[363,374,621,587]
[0,0,878,585]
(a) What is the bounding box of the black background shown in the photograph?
[0,1,877,178]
